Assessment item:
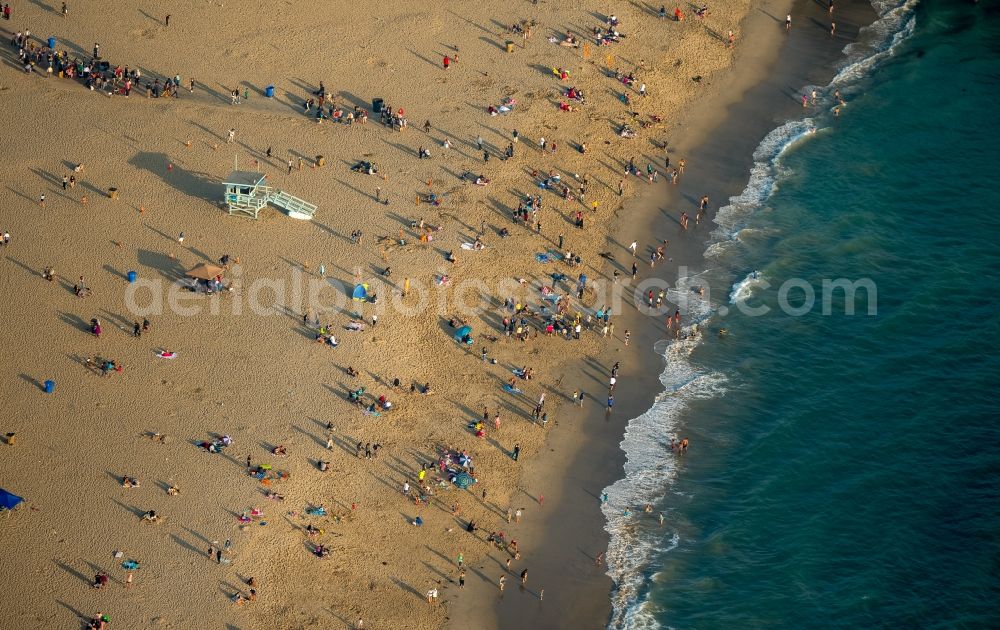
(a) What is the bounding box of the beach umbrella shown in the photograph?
[0,489,24,511]
[454,472,476,489]
[185,263,225,280]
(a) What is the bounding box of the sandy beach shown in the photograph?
[0,1,869,628]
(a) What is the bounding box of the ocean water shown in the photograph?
[603,1,1000,628]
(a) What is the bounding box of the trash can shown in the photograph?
[372,97,384,113]
[47,37,56,50]
[264,85,274,98]
[108,187,118,199]
[506,41,514,53]
[127,270,137,283]
[43,379,55,394]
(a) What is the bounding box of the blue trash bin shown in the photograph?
[265,85,275,98]
[47,37,56,49]
[127,270,137,283]
[43,380,55,393]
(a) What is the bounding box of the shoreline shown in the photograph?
[459,0,881,628]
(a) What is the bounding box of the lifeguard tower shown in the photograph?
[223,171,317,220]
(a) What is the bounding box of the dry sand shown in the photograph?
[0,1,763,628]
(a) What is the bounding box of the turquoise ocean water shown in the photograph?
[603,1,1000,627]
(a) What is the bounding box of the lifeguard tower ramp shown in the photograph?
[224,171,317,220]
[268,190,317,220]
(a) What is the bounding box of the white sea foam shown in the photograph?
[729,271,764,304]
[835,0,919,88]
[602,2,919,628]
[710,119,815,245]
[603,328,727,630]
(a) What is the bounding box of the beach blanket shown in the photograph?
[535,253,550,263]
[461,242,485,251]
[502,384,523,394]
[156,351,177,359]
[121,560,140,570]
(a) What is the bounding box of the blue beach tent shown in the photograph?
[352,283,368,301]
[454,325,473,345]
[0,489,24,511]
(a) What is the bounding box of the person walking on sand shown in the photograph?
[39,193,45,208]
[287,158,293,175]
[520,568,528,585]
[624,330,630,347]
[227,128,235,143]
[785,13,791,31]
[499,575,506,592]
[728,30,735,48]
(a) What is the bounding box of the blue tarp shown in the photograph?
[0,489,24,510]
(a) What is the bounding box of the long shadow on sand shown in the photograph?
[128,152,217,205]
